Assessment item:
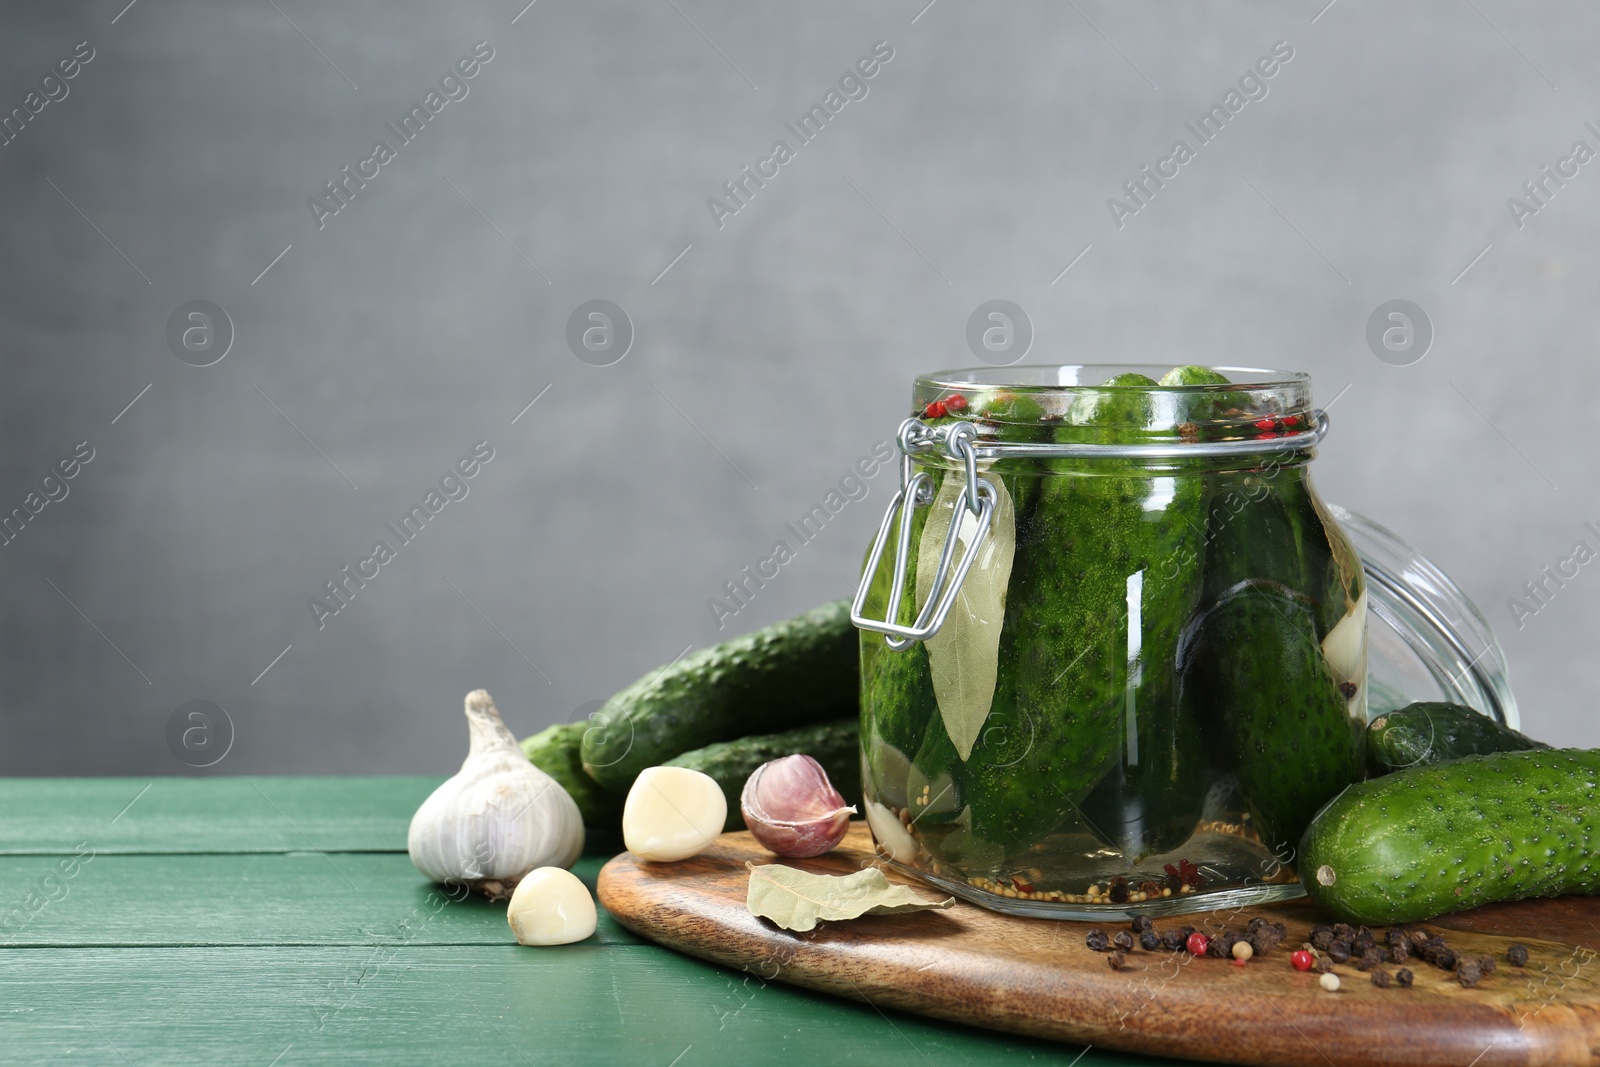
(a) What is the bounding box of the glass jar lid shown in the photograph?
[1328,505,1518,730]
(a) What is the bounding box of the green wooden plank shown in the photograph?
[0,777,444,854]
[0,853,640,948]
[0,945,1171,1066]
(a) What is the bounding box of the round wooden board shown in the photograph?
[598,823,1600,1067]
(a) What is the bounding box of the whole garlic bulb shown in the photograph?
[408,690,584,897]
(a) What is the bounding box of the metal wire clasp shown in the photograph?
[851,419,997,649]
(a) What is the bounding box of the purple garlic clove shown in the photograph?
[740,754,856,858]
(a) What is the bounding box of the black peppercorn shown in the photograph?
[1113,931,1134,952]
[1328,940,1352,964]
[1086,929,1109,952]
[1130,915,1153,934]
[1313,955,1333,974]
[1247,916,1267,933]
[1356,950,1384,972]
[1395,967,1414,988]
[1390,938,1410,963]
[1109,951,1129,971]
[1478,954,1496,975]
[1109,880,1130,905]
[1310,927,1334,951]
[1508,944,1529,967]
[1371,968,1392,988]
[1457,959,1482,988]
[1332,923,1354,941]
[1140,930,1161,952]
[1207,934,1232,959]
[1435,949,1457,972]
[1161,930,1185,952]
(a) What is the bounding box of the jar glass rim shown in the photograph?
[916,364,1311,392]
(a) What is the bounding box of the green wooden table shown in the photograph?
[0,778,1187,1066]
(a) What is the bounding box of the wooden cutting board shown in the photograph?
[598,823,1600,1067]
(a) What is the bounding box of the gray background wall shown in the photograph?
[1,0,1595,776]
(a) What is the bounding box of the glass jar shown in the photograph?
[852,365,1369,917]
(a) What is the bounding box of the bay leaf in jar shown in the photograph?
[916,470,1016,761]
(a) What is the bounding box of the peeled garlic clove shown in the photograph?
[864,798,917,864]
[741,754,855,858]
[623,766,726,862]
[506,867,597,946]
[407,690,585,896]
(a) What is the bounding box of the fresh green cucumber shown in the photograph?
[1076,367,1234,858]
[1182,579,1364,855]
[521,722,623,833]
[1366,702,1546,776]
[582,600,857,793]
[1178,373,1365,856]
[953,373,1211,859]
[1300,748,1600,924]
[971,389,1049,522]
[666,717,860,832]
[1200,460,1358,638]
[1158,363,1249,417]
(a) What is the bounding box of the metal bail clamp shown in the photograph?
[850,418,997,649]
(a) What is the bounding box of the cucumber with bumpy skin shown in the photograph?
[1366,702,1546,776]
[522,722,624,834]
[1182,579,1364,856]
[666,718,860,832]
[1300,748,1600,924]
[582,600,857,793]
[956,373,1211,858]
